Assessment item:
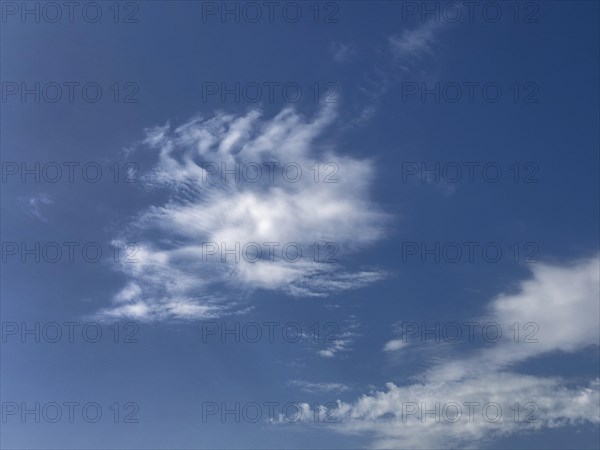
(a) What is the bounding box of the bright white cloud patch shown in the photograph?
[96,106,388,321]
[297,255,600,448]
[383,339,407,352]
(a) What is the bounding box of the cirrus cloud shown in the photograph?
[96,105,389,321]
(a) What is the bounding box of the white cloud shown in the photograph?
[96,106,388,321]
[317,315,361,358]
[289,380,350,394]
[388,22,441,62]
[113,282,142,303]
[425,255,600,382]
[383,339,407,352]
[348,22,445,126]
[351,106,377,127]
[296,255,600,448]
[331,374,599,449]
[20,193,52,221]
[330,42,357,63]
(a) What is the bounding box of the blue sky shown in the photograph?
[1,1,599,448]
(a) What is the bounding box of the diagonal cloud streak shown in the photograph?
[291,255,600,448]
